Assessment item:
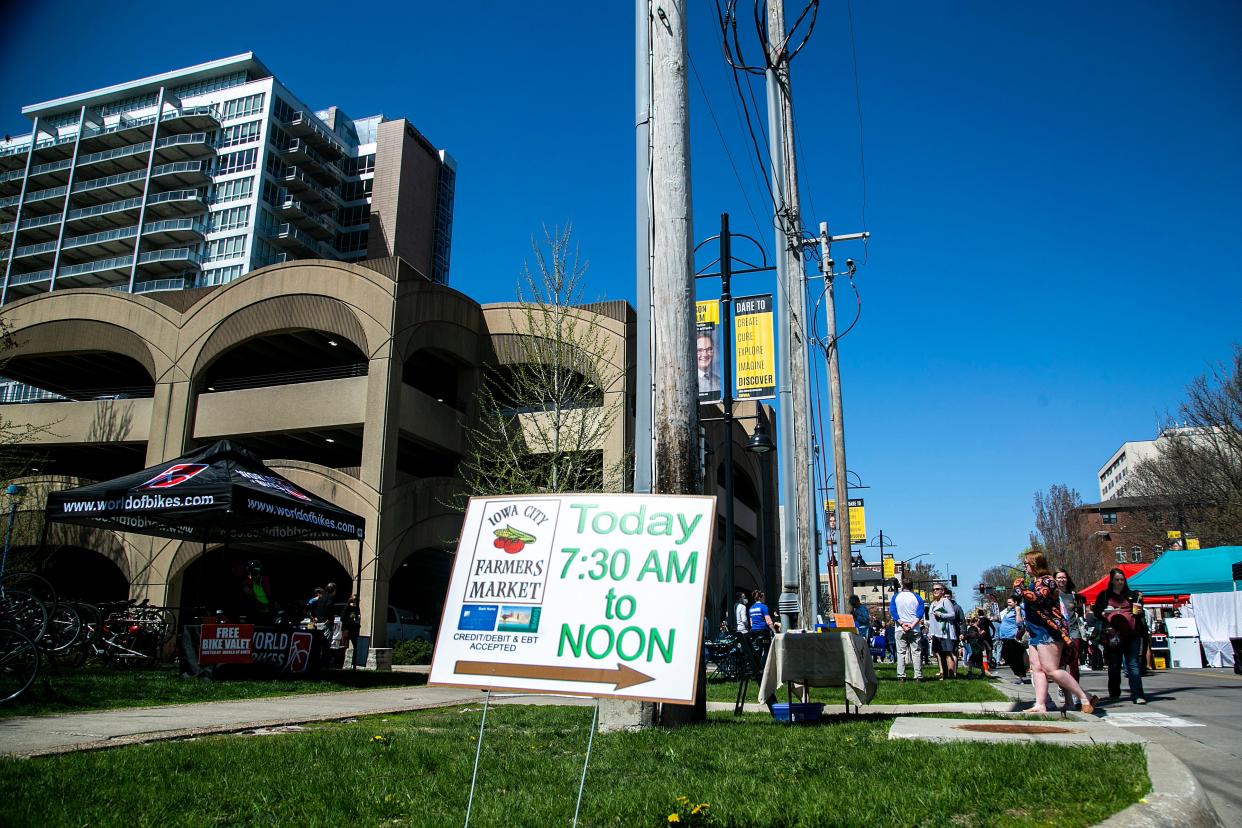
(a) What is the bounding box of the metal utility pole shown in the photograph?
[650,0,703,727]
[765,0,815,630]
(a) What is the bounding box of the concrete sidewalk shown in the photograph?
[2,674,1031,759]
[0,684,489,757]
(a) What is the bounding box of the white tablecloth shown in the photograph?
[756,630,878,707]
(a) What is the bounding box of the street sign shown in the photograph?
[428,493,716,704]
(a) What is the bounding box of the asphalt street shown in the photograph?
[1074,667,1242,826]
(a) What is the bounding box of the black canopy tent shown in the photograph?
[43,440,366,601]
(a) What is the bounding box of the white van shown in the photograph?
[387,605,433,642]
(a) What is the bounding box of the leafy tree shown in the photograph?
[459,225,626,498]
[1127,346,1242,546]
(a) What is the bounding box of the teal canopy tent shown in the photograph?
[1128,546,1242,596]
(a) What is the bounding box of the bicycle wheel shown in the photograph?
[43,603,82,653]
[0,589,49,641]
[0,628,40,703]
[1,572,57,611]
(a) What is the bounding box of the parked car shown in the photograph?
[387,605,433,642]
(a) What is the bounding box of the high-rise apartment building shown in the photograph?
[0,53,455,306]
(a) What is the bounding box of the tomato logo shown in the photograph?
[491,526,536,554]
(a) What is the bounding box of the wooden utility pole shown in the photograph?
[649,0,704,727]
[765,0,817,628]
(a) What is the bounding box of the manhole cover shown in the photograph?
[954,723,1078,735]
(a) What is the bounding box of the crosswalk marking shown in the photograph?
[1101,712,1204,728]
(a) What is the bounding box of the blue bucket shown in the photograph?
[770,702,824,723]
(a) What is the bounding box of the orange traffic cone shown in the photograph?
[982,648,991,674]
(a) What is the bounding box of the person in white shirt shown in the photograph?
[889,582,926,681]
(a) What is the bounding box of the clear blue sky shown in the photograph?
[4,2,1240,604]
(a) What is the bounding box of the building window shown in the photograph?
[216,148,258,176]
[1130,546,1142,563]
[1101,511,1117,525]
[344,154,375,176]
[210,205,250,233]
[199,264,245,286]
[211,176,253,204]
[335,229,368,254]
[1115,547,1126,563]
[205,234,247,263]
[219,120,262,149]
[336,204,368,227]
[339,179,372,201]
[220,93,265,121]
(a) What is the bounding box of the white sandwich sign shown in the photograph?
[428,493,716,704]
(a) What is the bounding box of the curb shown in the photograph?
[1095,742,1223,828]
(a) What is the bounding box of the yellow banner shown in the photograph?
[694,300,721,403]
[695,300,719,326]
[1166,530,1182,540]
[1187,537,1200,550]
[826,498,867,545]
[733,294,775,400]
[883,556,895,579]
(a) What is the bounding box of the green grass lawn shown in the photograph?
[0,705,1147,827]
[0,663,427,719]
[706,659,1008,705]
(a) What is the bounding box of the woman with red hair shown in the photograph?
[1013,550,1097,714]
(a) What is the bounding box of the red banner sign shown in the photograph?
[199,624,254,664]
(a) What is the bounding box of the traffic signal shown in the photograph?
[978,583,986,595]
[950,574,958,587]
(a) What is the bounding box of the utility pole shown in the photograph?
[765,0,816,630]
[817,225,868,612]
[649,0,703,727]
[633,0,653,495]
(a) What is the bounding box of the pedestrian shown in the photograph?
[1054,568,1088,710]
[997,596,1028,681]
[240,559,274,623]
[974,610,996,676]
[929,585,958,679]
[340,594,362,664]
[889,581,925,682]
[748,589,777,661]
[850,594,872,642]
[1135,591,1153,674]
[733,590,749,634]
[884,618,897,663]
[1092,568,1147,704]
[1014,550,1096,714]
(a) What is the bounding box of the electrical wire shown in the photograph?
[688,49,767,240]
[845,0,870,264]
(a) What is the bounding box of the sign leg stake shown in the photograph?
[464,689,491,828]
[572,698,601,828]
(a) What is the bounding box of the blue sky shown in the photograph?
[4,2,1240,604]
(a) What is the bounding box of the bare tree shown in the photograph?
[1127,345,1242,545]
[1031,484,1098,587]
[460,225,626,498]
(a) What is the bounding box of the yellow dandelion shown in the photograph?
[667,815,681,824]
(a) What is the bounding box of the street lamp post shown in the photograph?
[868,531,896,623]
[747,418,775,596]
[1,483,27,593]
[820,470,868,615]
[695,215,775,624]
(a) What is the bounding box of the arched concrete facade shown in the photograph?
[0,258,495,644]
[0,260,687,647]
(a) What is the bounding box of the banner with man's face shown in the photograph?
[695,301,721,403]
